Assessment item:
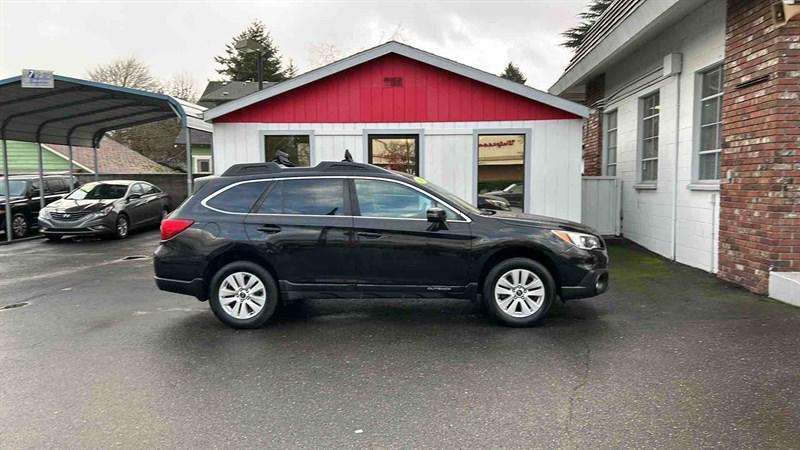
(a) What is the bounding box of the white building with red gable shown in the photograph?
[204,42,590,222]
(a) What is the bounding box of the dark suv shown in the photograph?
[154,161,608,328]
[0,174,80,238]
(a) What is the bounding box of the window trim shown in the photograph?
[602,110,618,176]
[259,130,315,167]
[472,128,532,210]
[200,176,471,223]
[192,155,212,174]
[365,132,421,176]
[637,90,660,185]
[693,62,724,183]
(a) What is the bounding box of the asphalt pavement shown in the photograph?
[0,231,798,449]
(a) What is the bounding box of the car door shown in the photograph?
[126,183,148,226]
[242,177,356,286]
[350,178,473,289]
[139,183,163,223]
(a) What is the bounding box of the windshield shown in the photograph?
[0,180,27,197]
[397,173,482,215]
[66,182,128,200]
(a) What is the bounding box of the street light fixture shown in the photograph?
[235,38,266,90]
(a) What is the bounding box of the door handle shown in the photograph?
[257,224,281,234]
[357,231,382,239]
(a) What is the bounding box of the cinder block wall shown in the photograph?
[718,0,800,293]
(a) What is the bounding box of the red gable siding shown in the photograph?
[216,54,579,123]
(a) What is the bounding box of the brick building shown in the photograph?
[550,0,799,305]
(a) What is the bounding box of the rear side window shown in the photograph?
[281,179,345,216]
[205,181,269,213]
[46,178,66,193]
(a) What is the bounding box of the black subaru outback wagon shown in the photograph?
[154,160,608,328]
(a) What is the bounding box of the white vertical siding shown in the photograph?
[211,119,584,222]
[601,0,725,272]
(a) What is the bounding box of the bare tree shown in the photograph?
[87,57,161,92]
[166,73,199,102]
[307,42,342,69]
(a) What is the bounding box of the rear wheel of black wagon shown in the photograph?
[209,261,278,329]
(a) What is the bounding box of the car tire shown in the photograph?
[209,261,278,329]
[114,214,129,239]
[11,213,28,239]
[483,257,555,327]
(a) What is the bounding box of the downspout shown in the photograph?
[668,53,682,261]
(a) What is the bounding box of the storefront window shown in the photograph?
[264,135,311,167]
[477,134,525,212]
[368,135,418,175]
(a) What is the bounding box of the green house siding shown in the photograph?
[0,141,72,173]
[191,144,211,157]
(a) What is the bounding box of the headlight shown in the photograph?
[551,230,603,250]
[90,205,114,218]
[38,209,49,220]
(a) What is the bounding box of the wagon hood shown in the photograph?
[493,211,598,235]
[47,199,116,213]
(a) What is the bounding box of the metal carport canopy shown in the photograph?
[0,74,210,241]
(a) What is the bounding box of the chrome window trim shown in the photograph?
[200,175,472,223]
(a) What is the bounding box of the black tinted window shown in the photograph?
[143,184,161,195]
[256,181,282,214]
[282,179,345,216]
[206,182,268,213]
[45,178,65,194]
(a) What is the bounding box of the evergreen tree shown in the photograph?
[215,20,286,82]
[500,62,527,84]
[562,0,614,50]
[285,59,298,78]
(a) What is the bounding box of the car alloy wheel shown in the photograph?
[218,271,267,320]
[494,268,545,318]
[116,215,129,238]
[11,214,27,238]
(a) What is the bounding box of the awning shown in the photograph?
[0,74,204,147]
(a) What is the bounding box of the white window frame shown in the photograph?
[192,155,212,174]
[694,64,724,184]
[638,91,660,185]
[603,110,618,176]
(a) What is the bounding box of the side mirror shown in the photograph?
[127,193,141,201]
[427,207,446,223]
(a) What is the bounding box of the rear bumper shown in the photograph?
[154,276,208,301]
[560,269,609,300]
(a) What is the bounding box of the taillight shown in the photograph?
[160,218,194,241]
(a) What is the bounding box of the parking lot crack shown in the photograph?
[564,339,591,449]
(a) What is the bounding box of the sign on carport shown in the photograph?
[21,69,54,88]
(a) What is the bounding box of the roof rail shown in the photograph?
[221,162,283,177]
[314,161,389,173]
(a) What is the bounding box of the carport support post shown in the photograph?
[2,139,12,241]
[67,145,74,184]
[93,146,98,181]
[185,126,193,195]
[36,143,45,210]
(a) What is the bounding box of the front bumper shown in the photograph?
[38,213,116,236]
[560,269,609,300]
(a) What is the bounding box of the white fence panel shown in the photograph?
[581,176,621,236]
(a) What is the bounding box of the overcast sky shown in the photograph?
[0,0,584,93]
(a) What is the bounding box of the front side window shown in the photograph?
[0,180,28,197]
[698,66,723,180]
[605,111,618,176]
[205,181,269,213]
[354,179,458,220]
[66,182,128,200]
[640,92,660,182]
[264,135,311,167]
[368,135,419,175]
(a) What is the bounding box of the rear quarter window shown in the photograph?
[205,181,269,213]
